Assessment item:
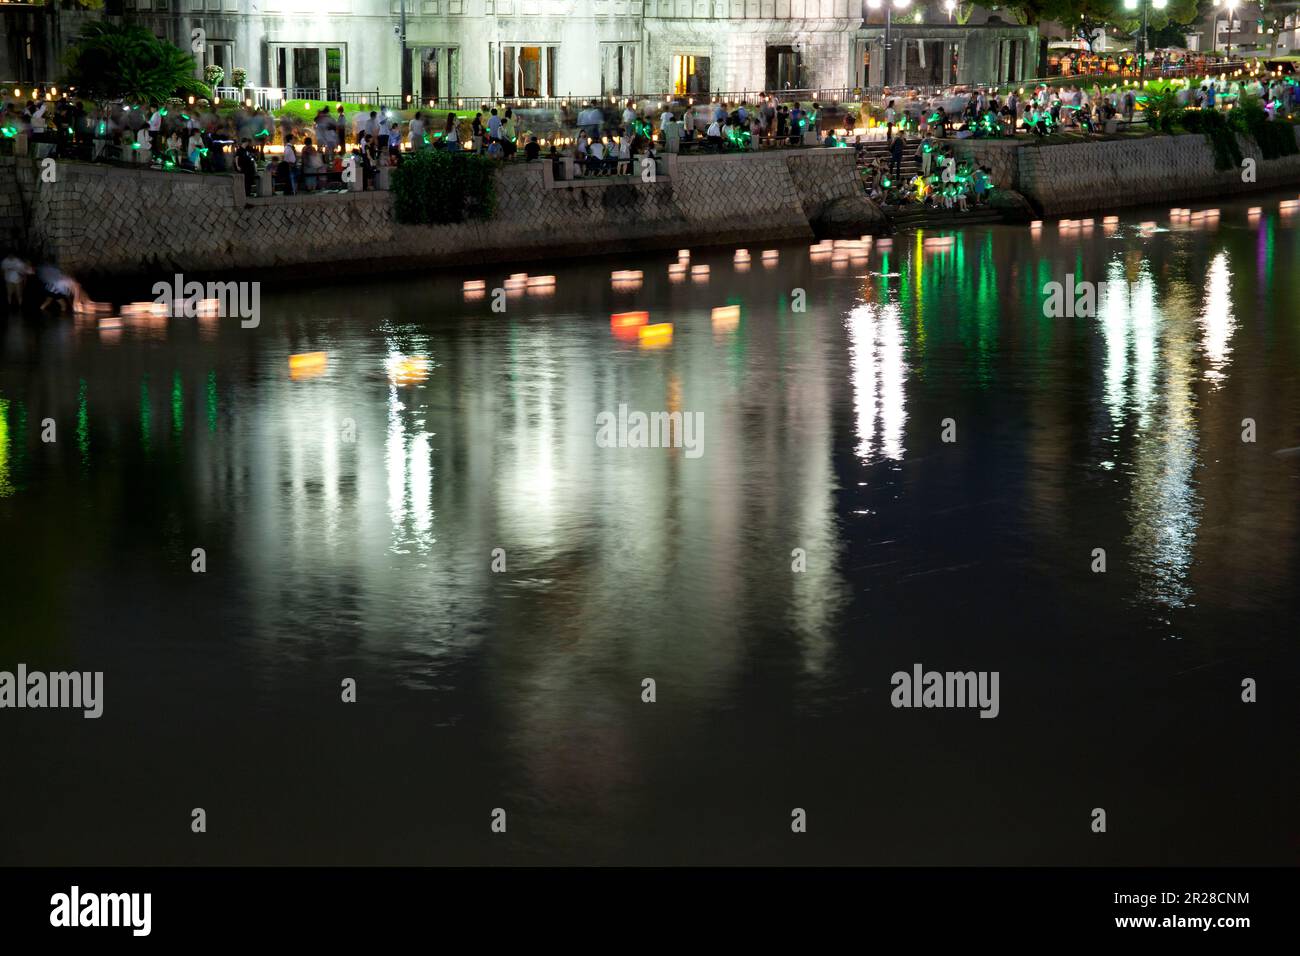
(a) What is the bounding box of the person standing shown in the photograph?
[280,134,299,195]
[3,252,32,311]
[236,138,257,196]
[888,131,904,182]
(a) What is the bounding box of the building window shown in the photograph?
[671,54,709,95]
[416,47,459,102]
[601,43,638,96]
[498,44,557,97]
[765,45,801,91]
[270,45,346,97]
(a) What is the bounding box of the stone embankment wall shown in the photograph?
[953,129,1300,216]
[2,148,885,279]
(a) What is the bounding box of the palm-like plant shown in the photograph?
[65,22,209,107]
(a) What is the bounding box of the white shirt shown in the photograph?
[147,109,162,132]
[487,115,502,137]
[706,121,721,137]
[659,110,671,129]
[409,118,424,144]
[283,144,297,165]
[622,108,637,126]
[3,256,29,285]
[590,142,605,160]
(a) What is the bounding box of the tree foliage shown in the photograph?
[64,22,208,107]
[1000,0,1201,48]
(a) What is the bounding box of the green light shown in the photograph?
[76,379,89,464]
[206,371,218,434]
[172,372,183,437]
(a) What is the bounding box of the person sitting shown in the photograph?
[524,135,540,162]
[706,118,723,151]
[587,137,607,175]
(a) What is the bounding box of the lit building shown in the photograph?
[15,2,1038,100]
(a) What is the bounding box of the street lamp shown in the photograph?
[1216,0,1240,61]
[944,0,955,22]
[868,0,912,90]
[1123,0,1167,88]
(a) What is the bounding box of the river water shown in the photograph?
[1,192,1297,865]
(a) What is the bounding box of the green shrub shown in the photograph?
[1178,108,1242,170]
[391,148,497,224]
[1226,94,1299,160]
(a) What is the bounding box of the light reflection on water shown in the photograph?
[1,192,1298,865]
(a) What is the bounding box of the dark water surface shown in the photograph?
[2,193,1297,865]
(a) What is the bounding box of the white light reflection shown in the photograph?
[1197,251,1235,384]
[846,301,907,462]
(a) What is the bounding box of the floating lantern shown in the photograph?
[711,305,740,332]
[99,317,123,331]
[638,322,673,347]
[877,238,893,250]
[1080,218,1095,227]
[289,352,328,379]
[121,301,168,318]
[678,249,690,261]
[1139,221,1157,232]
[761,250,779,262]
[463,279,486,292]
[1248,206,1262,216]
[1030,220,1043,229]
[611,311,650,332]
[734,248,751,263]
[388,356,431,386]
[1102,215,1119,224]
[1058,219,1075,230]
[668,262,688,275]
[611,270,643,282]
[691,265,710,280]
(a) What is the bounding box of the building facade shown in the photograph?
[108,1,1033,101]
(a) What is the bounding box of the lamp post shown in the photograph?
[868,0,912,90]
[1216,0,1240,62]
[1124,0,1168,89]
[945,0,955,22]
[398,0,411,102]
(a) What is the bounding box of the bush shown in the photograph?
[204,64,225,88]
[1227,93,1298,160]
[231,68,248,88]
[1178,108,1243,170]
[392,148,497,224]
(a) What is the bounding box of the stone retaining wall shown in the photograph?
[953,129,1300,216]
[4,148,885,280]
